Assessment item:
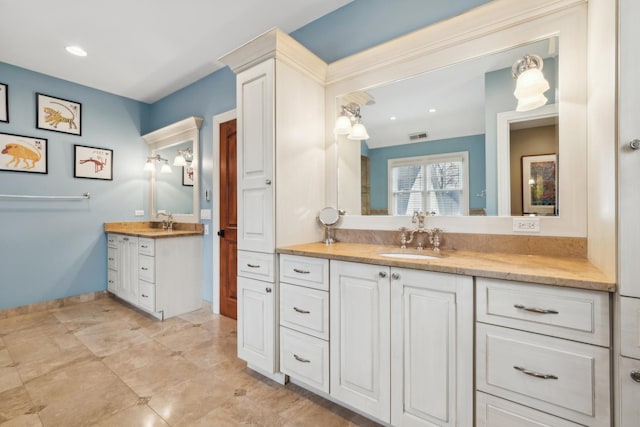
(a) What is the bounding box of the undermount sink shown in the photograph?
[379,252,440,260]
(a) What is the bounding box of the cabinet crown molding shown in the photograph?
[219,28,327,84]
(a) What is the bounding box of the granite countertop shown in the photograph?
[277,242,615,292]
[104,222,204,238]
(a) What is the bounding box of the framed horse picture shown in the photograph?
[74,145,113,180]
[36,93,82,135]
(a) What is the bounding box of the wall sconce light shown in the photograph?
[173,147,193,167]
[144,154,172,173]
[334,102,370,140]
[512,54,550,112]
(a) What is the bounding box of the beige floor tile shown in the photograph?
[181,337,239,370]
[74,320,150,357]
[134,315,193,339]
[153,323,215,353]
[0,386,36,424]
[93,404,169,427]
[177,307,216,325]
[0,313,59,336]
[101,340,175,377]
[117,354,200,397]
[187,396,286,427]
[0,413,43,427]
[0,348,13,368]
[0,367,23,394]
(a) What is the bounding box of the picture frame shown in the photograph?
[0,83,8,123]
[522,153,557,215]
[74,144,113,180]
[182,165,194,186]
[36,93,82,135]
[0,132,47,174]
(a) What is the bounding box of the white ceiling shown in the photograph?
[0,0,351,103]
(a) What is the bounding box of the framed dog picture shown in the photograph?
[0,83,8,123]
[0,132,47,174]
[74,145,113,180]
[36,93,82,135]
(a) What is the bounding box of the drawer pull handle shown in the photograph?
[141,267,149,271]
[379,271,387,278]
[631,370,640,383]
[294,354,311,363]
[141,245,148,248]
[108,257,114,261]
[247,263,261,268]
[141,294,149,298]
[293,268,310,274]
[266,287,272,293]
[123,237,129,241]
[514,366,558,380]
[293,307,310,314]
[514,304,558,314]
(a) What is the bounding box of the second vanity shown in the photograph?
[246,242,615,427]
[105,222,204,320]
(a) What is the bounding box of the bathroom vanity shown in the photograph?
[104,222,204,320]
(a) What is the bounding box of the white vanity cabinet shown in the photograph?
[475,278,611,427]
[106,233,202,320]
[329,260,473,425]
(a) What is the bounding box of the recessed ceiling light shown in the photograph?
[389,116,397,121]
[65,45,87,57]
[428,108,437,113]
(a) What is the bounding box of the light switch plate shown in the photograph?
[513,217,540,232]
[200,209,212,220]
[204,224,209,235]
[135,210,144,217]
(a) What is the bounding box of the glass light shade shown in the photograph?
[143,160,155,172]
[173,154,186,167]
[334,115,352,135]
[160,163,172,174]
[516,93,548,112]
[347,122,370,140]
[514,68,550,100]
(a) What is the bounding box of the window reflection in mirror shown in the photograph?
[154,140,194,215]
[337,37,559,217]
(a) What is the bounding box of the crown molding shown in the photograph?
[142,116,203,146]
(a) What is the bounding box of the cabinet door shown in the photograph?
[620,0,640,298]
[619,356,640,427]
[390,268,473,427]
[330,260,390,423]
[237,276,276,373]
[236,59,274,253]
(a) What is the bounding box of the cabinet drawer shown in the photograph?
[619,356,640,427]
[476,392,582,427]
[476,278,610,346]
[280,283,329,340]
[238,250,275,282]
[279,254,328,291]
[138,238,155,256]
[621,296,640,359]
[139,255,155,283]
[138,281,155,312]
[477,323,610,426]
[280,327,329,393]
[107,247,118,270]
[107,269,118,293]
[107,234,118,248]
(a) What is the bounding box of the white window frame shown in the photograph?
[387,151,469,216]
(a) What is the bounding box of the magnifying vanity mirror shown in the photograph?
[318,207,341,244]
[325,3,587,237]
[142,116,203,223]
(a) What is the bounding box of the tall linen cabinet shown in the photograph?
[220,29,326,379]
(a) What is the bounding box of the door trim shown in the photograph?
[212,109,237,314]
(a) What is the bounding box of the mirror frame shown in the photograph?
[142,116,203,223]
[325,0,587,237]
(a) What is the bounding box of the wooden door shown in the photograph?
[329,260,391,423]
[219,119,238,319]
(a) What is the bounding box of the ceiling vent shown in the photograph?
[408,131,428,142]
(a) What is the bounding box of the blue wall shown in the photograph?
[0,62,149,310]
[0,0,492,310]
[366,135,486,212]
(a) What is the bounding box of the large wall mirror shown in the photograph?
[142,116,203,223]
[325,0,587,236]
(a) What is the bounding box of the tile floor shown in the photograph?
[0,296,379,426]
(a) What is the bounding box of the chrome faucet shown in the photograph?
[399,211,442,251]
[157,211,173,231]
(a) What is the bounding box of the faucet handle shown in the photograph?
[429,228,442,252]
[398,227,408,249]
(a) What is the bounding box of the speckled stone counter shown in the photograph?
[277,242,615,292]
[104,221,204,238]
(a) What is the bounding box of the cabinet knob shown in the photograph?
[631,370,640,383]
[266,287,272,293]
[630,139,640,150]
[391,272,400,280]
[379,271,387,278]
[265,179,272,185]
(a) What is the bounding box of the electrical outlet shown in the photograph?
[200,209,211,220]
[204,224,209,235]
[135,210,144,217]
[513,217,540,232]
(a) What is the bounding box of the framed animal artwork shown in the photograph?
[0,83,8,123]
[74,145,112,180]
[36,93,82,136]
[183,166,194,186]
[0,132,48,174]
